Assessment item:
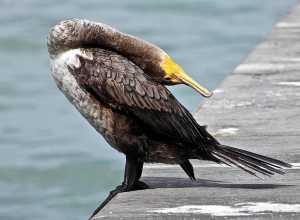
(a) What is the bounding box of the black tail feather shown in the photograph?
[180,160,196,181]
[222,147,285,175]
[210,145,291,177]
[212,151,258,177]
[223,145,291,168]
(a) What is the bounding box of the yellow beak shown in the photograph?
[162,56,213,98]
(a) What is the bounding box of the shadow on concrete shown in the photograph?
[141,177,294,190]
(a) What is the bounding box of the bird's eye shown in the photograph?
[164,76,172,81]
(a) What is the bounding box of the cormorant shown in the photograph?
[47,19,291,219]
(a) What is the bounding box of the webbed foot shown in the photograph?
[89,157,146,219]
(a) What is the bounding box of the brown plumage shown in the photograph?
[47,19,291,219]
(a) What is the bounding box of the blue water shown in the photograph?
[0,0,297,219]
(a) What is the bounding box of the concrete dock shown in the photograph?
[92,4,300,220]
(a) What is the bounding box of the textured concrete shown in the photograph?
[92,4,300,220]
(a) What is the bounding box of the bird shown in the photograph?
[47,19,291,219]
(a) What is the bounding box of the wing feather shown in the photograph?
[68,48,216,149]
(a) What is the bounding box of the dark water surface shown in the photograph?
[0,0,297,219]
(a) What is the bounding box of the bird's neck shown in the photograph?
[47,20,165,66]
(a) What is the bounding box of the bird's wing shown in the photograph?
[68,48,216,149]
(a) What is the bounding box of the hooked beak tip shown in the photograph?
[203,91,213,98]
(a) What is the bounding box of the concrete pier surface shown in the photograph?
[92,4,300,220]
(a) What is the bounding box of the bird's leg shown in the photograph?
[132,161,149,190]
[89,156,148,219]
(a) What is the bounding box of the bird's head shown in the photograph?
[161,55,213,98]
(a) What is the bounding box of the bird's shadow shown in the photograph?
[141,177,294,190]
